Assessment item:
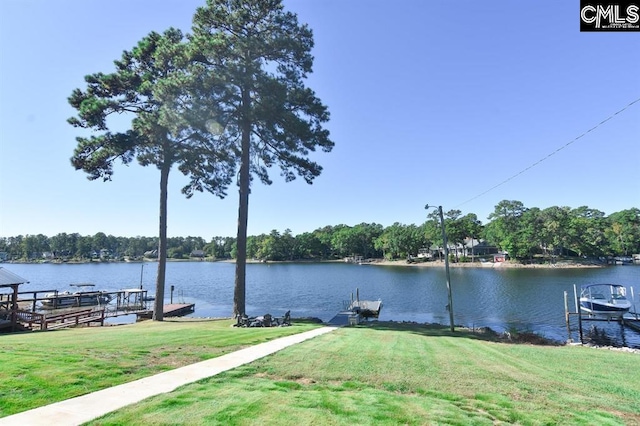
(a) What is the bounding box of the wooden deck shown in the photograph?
[622,317,640,332]
[329,300,383,326]
[16,307,105,331]
[137,303,195,319]
[348,300,383,319]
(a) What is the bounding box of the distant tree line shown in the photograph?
[245,203,639,261]
[0,233,235,262]
[1,202,638,263]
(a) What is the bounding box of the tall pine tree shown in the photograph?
[69,28,235,320]
[190,0,334,317]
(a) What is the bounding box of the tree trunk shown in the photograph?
[153,158,171,321]
[233,87,252,318]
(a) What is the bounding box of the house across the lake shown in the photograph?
[190,250,205,258]
[419,239,499,260]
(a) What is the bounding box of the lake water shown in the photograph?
[3,261,640,347]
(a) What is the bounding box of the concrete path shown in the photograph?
[0,326,338,426]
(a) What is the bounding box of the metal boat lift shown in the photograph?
[564,284,640,345]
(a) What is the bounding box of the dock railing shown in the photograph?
[15,307,105,330]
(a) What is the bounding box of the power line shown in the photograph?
[454,96,640,210]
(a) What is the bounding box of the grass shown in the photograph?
[0,318,320,417]
[2,320,639,425]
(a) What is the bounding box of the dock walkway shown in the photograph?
[622,317,640,332]
[0,326,338,426]
[136,303,195,319]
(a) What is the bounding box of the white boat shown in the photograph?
[121,288,155,302]
[41,284,112,308]
[579,284,631,318]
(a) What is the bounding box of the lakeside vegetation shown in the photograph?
[1,320,638,424]
[2,202,638,264]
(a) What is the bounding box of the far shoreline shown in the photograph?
[236,257,611,269]
[3,257,621,269]
[368,259,605,269]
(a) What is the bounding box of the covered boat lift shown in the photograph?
[0,267,29,332]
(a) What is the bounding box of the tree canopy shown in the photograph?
[190,0,334,317]
[68,28,235,320]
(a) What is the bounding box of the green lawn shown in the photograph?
[89,323,640,425]
[2,320,639,425]
[0,318,319,417]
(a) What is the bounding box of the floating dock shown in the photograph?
[328,288,382,326]
[137,303,195,319]
[349,299,383,318]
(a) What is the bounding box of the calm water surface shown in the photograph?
[4,262,640,346]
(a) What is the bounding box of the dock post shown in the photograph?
[139,263,145,290]
[574,285,583,344]
[564,291,571,342]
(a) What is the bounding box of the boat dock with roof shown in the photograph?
[0,268,196,331]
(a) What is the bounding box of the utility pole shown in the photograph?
[426,204,455,332]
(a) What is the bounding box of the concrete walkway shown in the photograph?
[0,326,338,426]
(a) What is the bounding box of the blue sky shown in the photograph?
[1,0,639,239]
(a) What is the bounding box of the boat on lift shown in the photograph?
[41,284,112,308]
[579,284,631,318]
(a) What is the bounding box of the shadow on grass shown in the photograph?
[352,320,561,346]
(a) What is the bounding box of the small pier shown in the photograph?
[621,317,640,333]
[329,288,382,326]
[4,288,154,331]
[13,289,151,314]
[16,308,105,331]
[349,300,383,318]
[136,303,195,319]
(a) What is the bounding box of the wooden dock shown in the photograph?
[622,317,640,332]
[15,288,151,315]
[6,288,195,330]
[15,307,105,331]
[348,300,383,318]
[329,288,383,326]
[137,303,195,319]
